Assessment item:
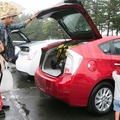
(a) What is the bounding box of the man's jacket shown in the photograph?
[0,19,26,61]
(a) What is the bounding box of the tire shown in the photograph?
[87,82,114,116]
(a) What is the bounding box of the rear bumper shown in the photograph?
[35,68,70,103]
[16,56,40,76]
[16,59,32,74]
[35,67,89,107]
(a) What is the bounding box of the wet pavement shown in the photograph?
[1,63,115,120]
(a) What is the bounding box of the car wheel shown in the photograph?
[87,82,114,116]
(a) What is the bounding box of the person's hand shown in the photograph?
[30,12,39,20]
[25,12,39,25]
[0,55,6,71]
[0,55,5,63]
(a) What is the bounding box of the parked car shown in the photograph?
[34,0,120,115]
[16,39,66,76]
[11,30,31,63]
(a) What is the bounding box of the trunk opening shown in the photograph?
[41,40,86,76]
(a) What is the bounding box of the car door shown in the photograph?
[11,30,31,63]
[110,38,120,71]
[11,30,30,46]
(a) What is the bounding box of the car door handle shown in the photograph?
[114,63,120,66]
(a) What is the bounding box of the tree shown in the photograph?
[81,0,120,36]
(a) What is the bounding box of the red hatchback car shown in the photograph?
[35,0,120,115]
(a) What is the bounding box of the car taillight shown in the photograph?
[64,49,83,75]
[64,56,72,74]
[88,60,97,71]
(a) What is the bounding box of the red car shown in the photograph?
[35,0,120,115]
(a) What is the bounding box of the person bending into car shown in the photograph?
[0,2,38,117]
[112,70,120,120]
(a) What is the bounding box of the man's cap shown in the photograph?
[0,1,24,19]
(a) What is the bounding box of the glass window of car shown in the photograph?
[11,32,26,42]
[61,13,92,33]
[99,41,111,54]
[113,39,120,55]
[38,8,95,39]
[57,8,94,39]
[11,31,30,46]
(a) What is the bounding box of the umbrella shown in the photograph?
[0,1,24,19]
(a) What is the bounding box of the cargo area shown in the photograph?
[41,40,85,76]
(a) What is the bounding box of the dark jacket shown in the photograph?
[0,19,26,61]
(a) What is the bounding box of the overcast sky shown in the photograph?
[2,0,62,13]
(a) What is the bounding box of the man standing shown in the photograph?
[0,2,38,117]
[0,2,38,62]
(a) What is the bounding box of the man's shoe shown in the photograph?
[2,105,10,110]
[0,110,5,118]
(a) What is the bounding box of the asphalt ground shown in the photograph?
[0,64,115,120]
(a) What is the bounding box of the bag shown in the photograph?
[0,68,13,93]
[0,41,5,53]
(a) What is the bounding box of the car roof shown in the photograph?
[97,36,120,43]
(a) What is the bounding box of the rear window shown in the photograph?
[58,8,94,39]
[38,8,95,39]
[61,13,92,33]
